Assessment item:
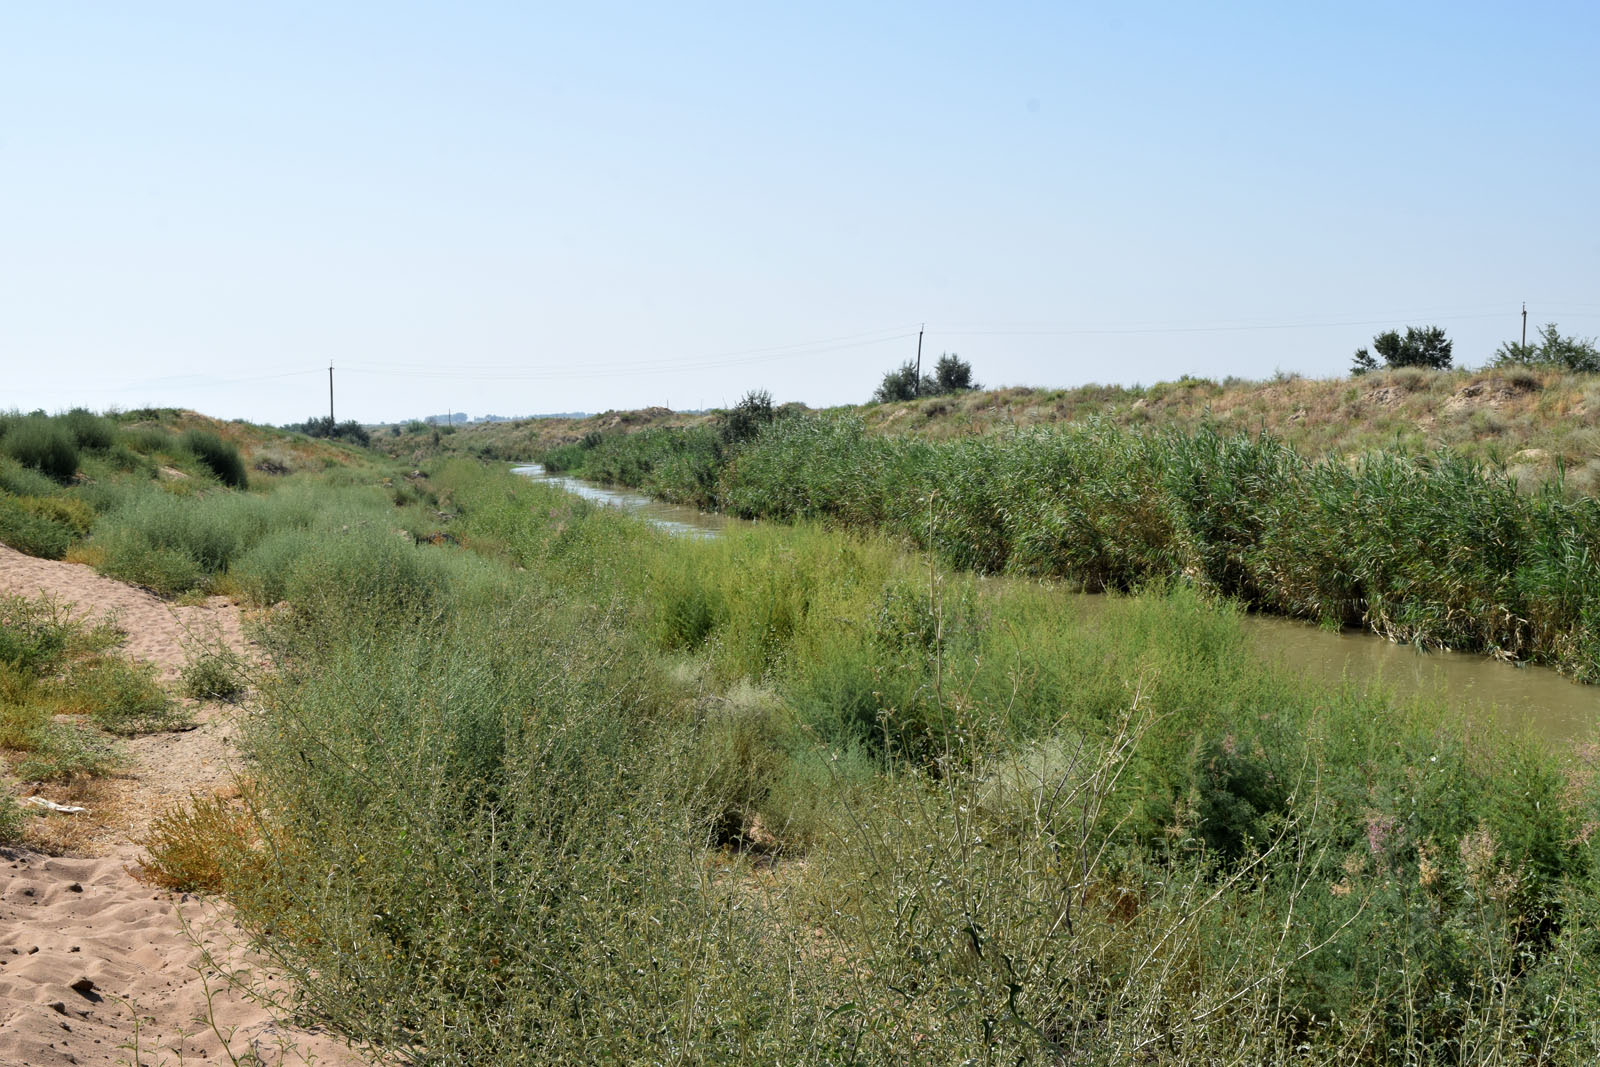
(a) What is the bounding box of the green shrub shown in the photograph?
[18,494,94,536]
[0,495,74,559]
[180,648,247,701]
[281,529,453,630]
[143,793,255,891]
[181,429,248,488]
[0,593,74,674]
[229,528,317,605]
[96,536,207,596]
[93,489,283,595]
[2,417,79,482]
[61,408,118,451]
[0,795,25,846]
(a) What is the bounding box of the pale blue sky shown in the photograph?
[5,2,1598,422]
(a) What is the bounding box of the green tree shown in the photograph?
[718,389,775,445]
[1351,326,1453,375]
[872,361,934,403]
[1491,323,1600,373]
[933,353,979,393]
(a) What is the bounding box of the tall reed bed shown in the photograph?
[547,415,1600,681]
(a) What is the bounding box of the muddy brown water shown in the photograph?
[514,465,1599,744]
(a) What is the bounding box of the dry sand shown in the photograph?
[1,544,369,1067]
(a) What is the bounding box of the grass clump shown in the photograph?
[180,647,247,702]
[60,657,187,735]
[181,428,248,488]
[144,792,256,891]
[0,591,185,792]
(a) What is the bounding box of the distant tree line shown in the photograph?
[1350,322,1599,376]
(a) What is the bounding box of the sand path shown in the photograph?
[0,544,369,1067]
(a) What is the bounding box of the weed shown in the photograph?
[0,794,24,845]
[144,792,256,892]
[181,648,248,702]
[58,657,188,735]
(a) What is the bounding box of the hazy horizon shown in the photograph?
[6,3,1598,424]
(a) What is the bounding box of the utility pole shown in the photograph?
[914,323,924,397]
[328,362,335,425]
[1521,303,1528,348]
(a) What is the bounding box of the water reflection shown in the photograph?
[1239,613,1598,743]
[511,465,734,538]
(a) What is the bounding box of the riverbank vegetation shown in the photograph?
[6,407,1600,1061]
[537,410,1600,683]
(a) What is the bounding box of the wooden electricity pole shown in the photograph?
[1522,303,1528,348]
[328,362,335,425]
[914,324,924,396]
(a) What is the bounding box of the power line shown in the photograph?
[42,304,1600,398]
[338,324,923,376]
[929,311,1521,338]
[340,331,921,382]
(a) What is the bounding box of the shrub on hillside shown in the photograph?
[93,491,271,595]
[934,352,979,392]
[873,360,934,402]
[0,457,63,499]
[288,415,371,447]
[1,417,79,482]
[120,425,176,454]
[61,408,118,451]
[181,429,248,488]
